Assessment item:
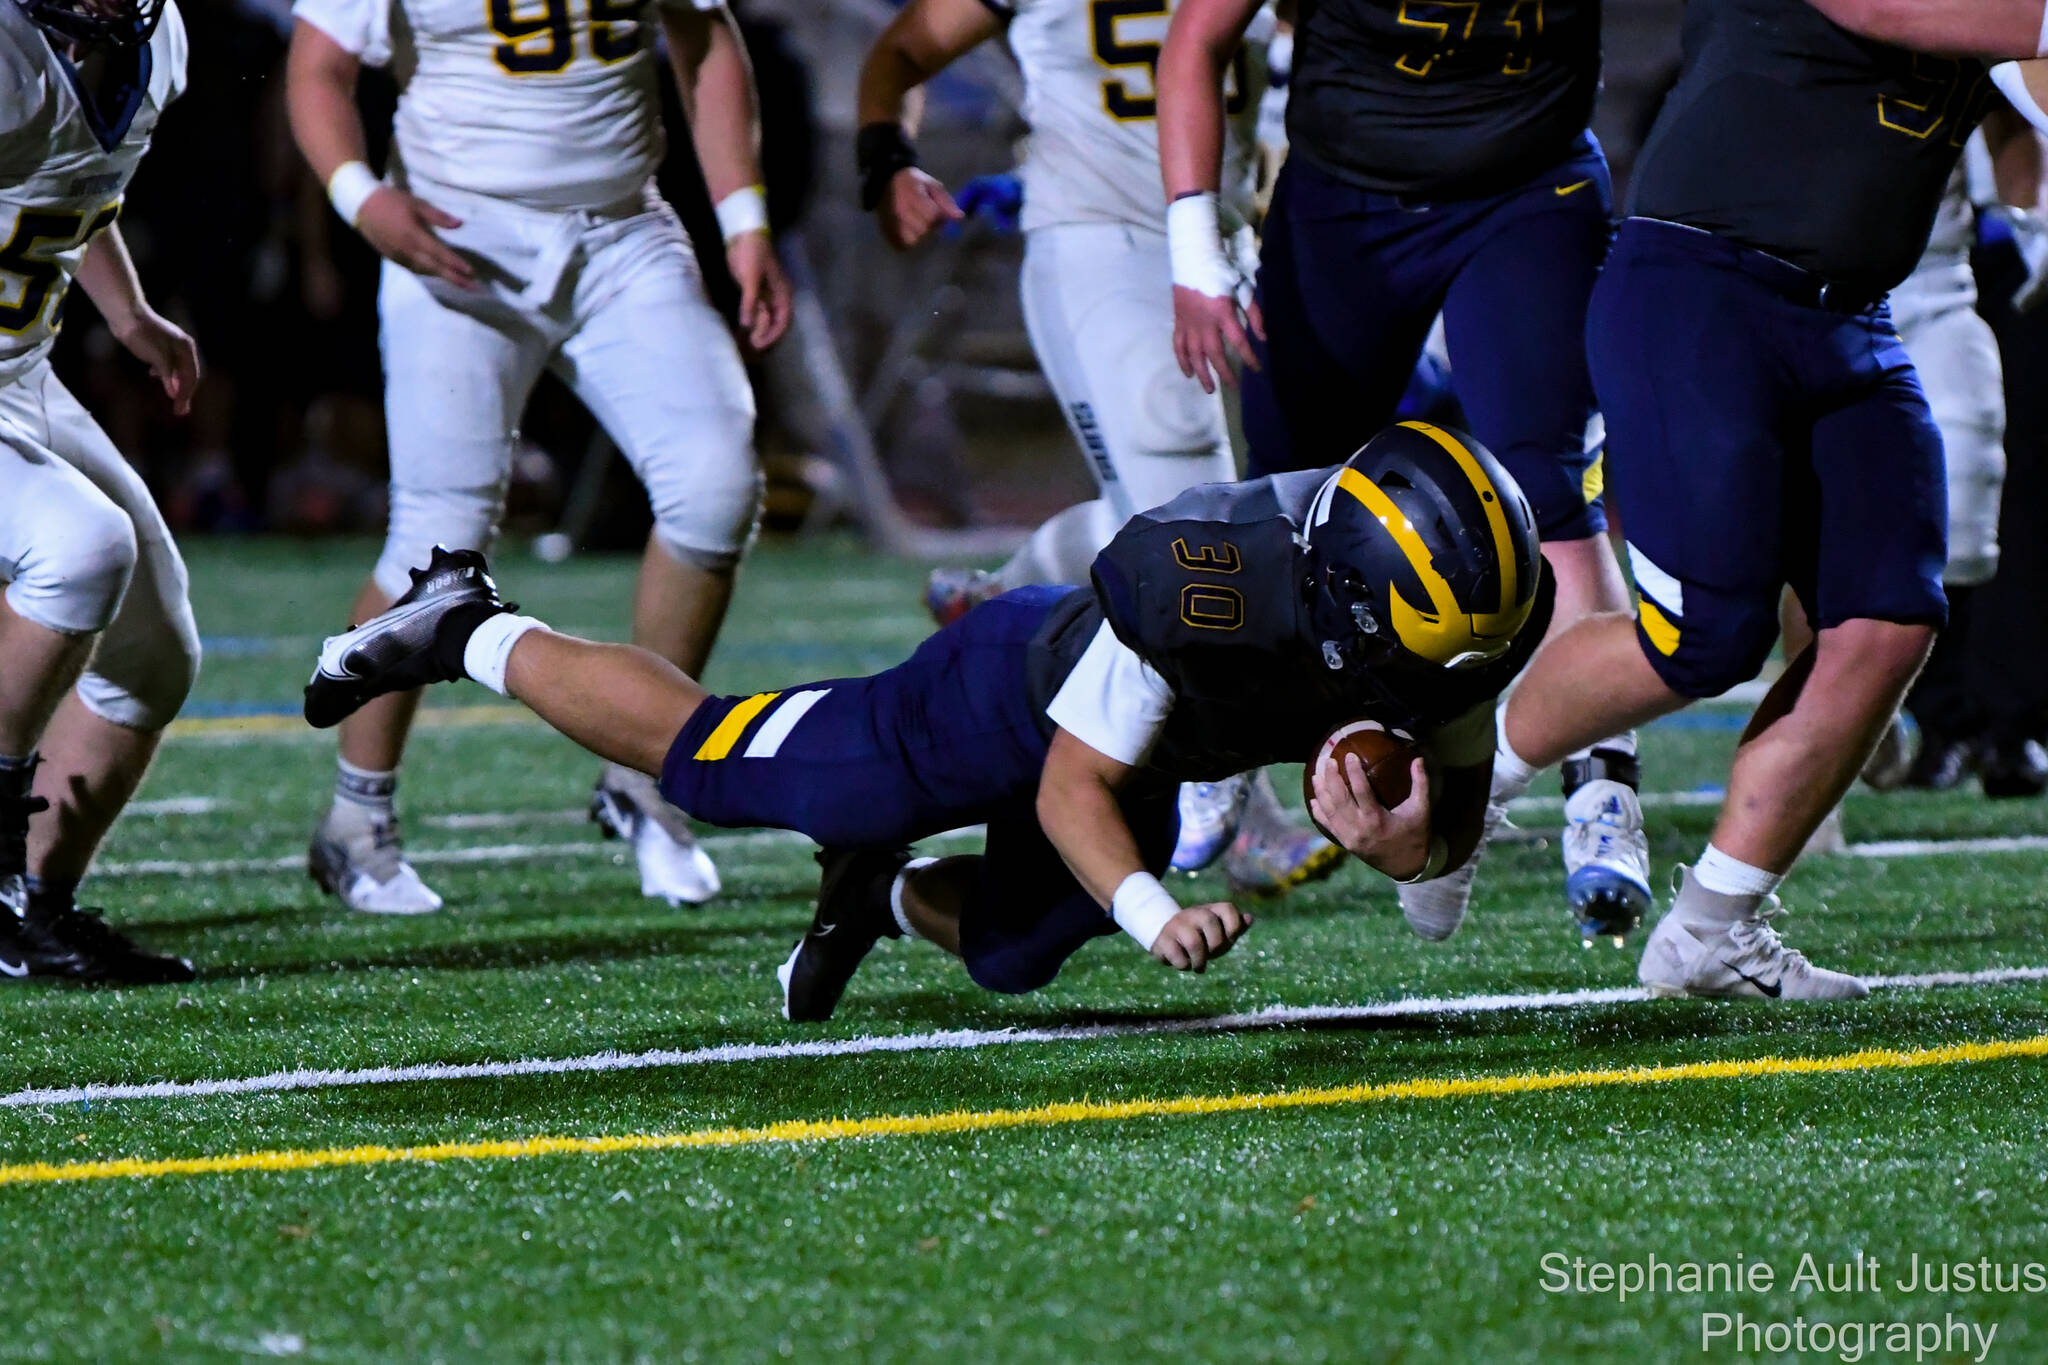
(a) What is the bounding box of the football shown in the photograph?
[1303,720,1423,828]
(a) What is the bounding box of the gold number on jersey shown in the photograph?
[0,204,118,336]
[1087,0,1249,123]
[489,0,648,75]
[1171,537,1243,574]
[1394,0,1540,79]
[1877,55,1991,146]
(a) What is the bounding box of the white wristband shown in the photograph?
[1166,191,1242,300]
[1992,63,2048,135]
[326,160,382,228]
[714,184,769,242]
[1110,871,1180,952]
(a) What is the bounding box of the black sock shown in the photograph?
[0,752,35,802]
[25,876,74,915]
[432,600,505,680]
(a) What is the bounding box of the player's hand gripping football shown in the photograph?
[724,230,794,352]
[879,167,964,250]
[112,306,201,416]
[1308,752,1434,882]
[356,187,476,290]
[1151,901,1253,972]
[1172,284,1263,395]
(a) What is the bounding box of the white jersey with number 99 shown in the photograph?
[997,0,1271,234]
[293,0,719,211]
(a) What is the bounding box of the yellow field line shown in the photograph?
[4,1033,2041,1188]
[167,704,534,739]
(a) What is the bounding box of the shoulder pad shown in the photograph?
[1091,513,1306,678]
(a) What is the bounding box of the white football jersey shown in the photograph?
[0,0,186,381]
[293,0,717,211]
[997,0,1269,234]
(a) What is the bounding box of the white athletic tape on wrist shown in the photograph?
[1993,63,2048,134]
[1110,871,1180,952]
[890,857,937,940]
[462,614,547,697]
[326,161,382,228]
[714,185,769,242]
[1166,192,1241,300]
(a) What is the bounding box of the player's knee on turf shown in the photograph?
[1633,582,1780,700]
[963,939,1067,995]
[372,482,505,599]
[4,489,138,637]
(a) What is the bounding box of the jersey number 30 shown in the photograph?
[0,206,119,336]
[1089,0,1249,123]
[490,0,645,75]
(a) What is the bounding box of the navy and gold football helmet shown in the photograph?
[1305,421,1543,677]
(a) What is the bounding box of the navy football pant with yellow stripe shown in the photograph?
[659,587,1180,994]
[1589,218,1948,699]
[1242,135,1612,543]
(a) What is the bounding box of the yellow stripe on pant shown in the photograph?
[692,691,780,761]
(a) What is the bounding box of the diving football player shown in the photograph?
[306,424,1549,1019]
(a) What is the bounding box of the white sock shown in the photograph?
[992,501,1121,592]
[333,757,396,817]
[463,614,548,696]
[889,857,938,939]
[1676,843,1784,926]
[1491,705,1541,803]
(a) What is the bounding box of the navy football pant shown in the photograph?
[658,587,1179,994]
[1242,137,1612,542]
[1588,218,1949,699]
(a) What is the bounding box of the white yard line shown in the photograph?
[4,965,2042,1112]
[1846,835,2048,858]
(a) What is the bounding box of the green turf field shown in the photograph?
[3,537,2045,1364]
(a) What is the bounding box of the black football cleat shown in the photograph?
[0,769,48,980]
[23,903,193,984]
[304,547,512,728]
[777,847,910,1022]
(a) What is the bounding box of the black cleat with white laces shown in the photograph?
[0,763,48,981]
[777,847,910,1022]
[304,546,514,728]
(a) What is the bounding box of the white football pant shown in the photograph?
[1895,280,2005,588]
[0,359,200,731]
[372,182,759,599]
[998,222,1237,589]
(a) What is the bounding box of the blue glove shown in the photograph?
[949,173,1024,235]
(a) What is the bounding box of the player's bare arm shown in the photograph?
[1307,754,1438,883]
[661,5,791,352]
[1802,0,2048,59]
[1157,0,1264,394]
[1037,728,1251,972]
[283,19,474,289]
[854,0,998,250]
[75,225,199,416]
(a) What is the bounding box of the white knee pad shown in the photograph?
[633,409,762,573]
[73,526,200,731]
[372,480,506,599]
[2,480,137,636]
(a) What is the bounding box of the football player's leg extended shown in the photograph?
[554,221,760,904]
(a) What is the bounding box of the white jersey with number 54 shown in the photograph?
[0,0,185,383]
[994,0,1270,234]
[293,0,718,211]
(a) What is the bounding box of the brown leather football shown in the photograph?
[1303,721,1422,834]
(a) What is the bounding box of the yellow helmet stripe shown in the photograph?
[1397,420,1519,612]
[1335,467,1526,665]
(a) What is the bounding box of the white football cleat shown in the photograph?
[592,763,720,906]
[1638,881,1869,1001]
[1396,797,1509,941]
[1171,775,1250,873]
[1562,779,1652,946]
[308,806,444,915]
